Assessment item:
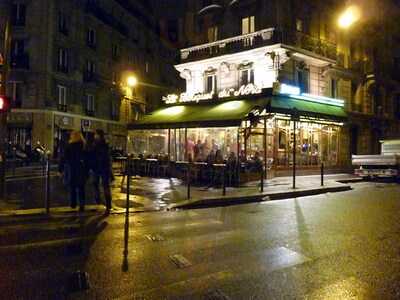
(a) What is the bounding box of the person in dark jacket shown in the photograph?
[93,129,112,212]
[59,131,87,211]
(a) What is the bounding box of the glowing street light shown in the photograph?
[338,6,360,29]
[126,75,138,87]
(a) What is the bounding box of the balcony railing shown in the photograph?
[180,28,337,63]
[57,104,68,112]
[85,109,95,116]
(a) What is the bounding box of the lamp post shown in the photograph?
[338,5,360,29]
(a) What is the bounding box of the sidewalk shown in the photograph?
[0,173,357,221]
[120,173,356,210]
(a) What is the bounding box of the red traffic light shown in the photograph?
[0,96,10,112]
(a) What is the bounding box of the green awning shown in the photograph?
[269,96,347,121]
[129,100,256,129]
[129,96,347,130]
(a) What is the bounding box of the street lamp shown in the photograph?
[338,5,360,29]
[126,75,138,87]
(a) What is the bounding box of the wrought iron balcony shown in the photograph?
[57,104,68,112]
[180,28,337,63]
[85,109,95,116]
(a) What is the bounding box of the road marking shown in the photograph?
[205,289,230,300]
[170,254,192,268]
[0,236,93,253]
[145,234,165,242]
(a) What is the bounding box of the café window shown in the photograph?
[204,73,217,93]
[242,16,255,35]
[239,68,254,86]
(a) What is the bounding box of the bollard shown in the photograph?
[321,162,324,186]
[187,163,191,199]
[45,155,51,214]
[260,167,264,193]
[222,164,226,196]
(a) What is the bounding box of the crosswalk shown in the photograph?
[0,204,316,299]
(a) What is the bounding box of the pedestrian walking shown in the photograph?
[93,129,113,213]
[59,131,88,212]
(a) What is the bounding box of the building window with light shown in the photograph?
[207,26,218,42]
[296,18,303,32]
[86,94,95,115]
[241,16,255,35]
[239,68,254,86]
[57,48,68,73]
[11,3,26,26]
[57,85,67,111]
[296,68,309,93]
[87,28,96,47]
[331,78,338,98]
[9,81,22,108]
[204,73,217,94]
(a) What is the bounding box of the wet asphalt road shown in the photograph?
[1,181,400,299]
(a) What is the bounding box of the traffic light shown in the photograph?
[0,96,10,112]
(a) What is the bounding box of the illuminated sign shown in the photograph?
[218,83,261,98]
[273,82,344,107]
[162,84,261,104]
[273,82,300,95]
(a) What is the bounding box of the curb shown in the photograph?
[167,184,352,210]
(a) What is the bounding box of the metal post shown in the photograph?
[174,129,177,161]
[292,119,296,189]
[123,155,131,257]
[187,163,191,199]
[45,154,50,214]
[263,117,267,182]
[321,162,324,186]
[167,128,171,161]
[236,127,240,187]
[184,128,188,161]
[260,167,264,193]
[222,165,226,196]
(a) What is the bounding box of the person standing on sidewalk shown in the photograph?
[59,131,88,212]
[93,129,113,213]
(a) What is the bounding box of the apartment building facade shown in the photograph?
[0,0,179,157]
[143,0,400,169]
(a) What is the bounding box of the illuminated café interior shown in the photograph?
[128,83,346,177]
